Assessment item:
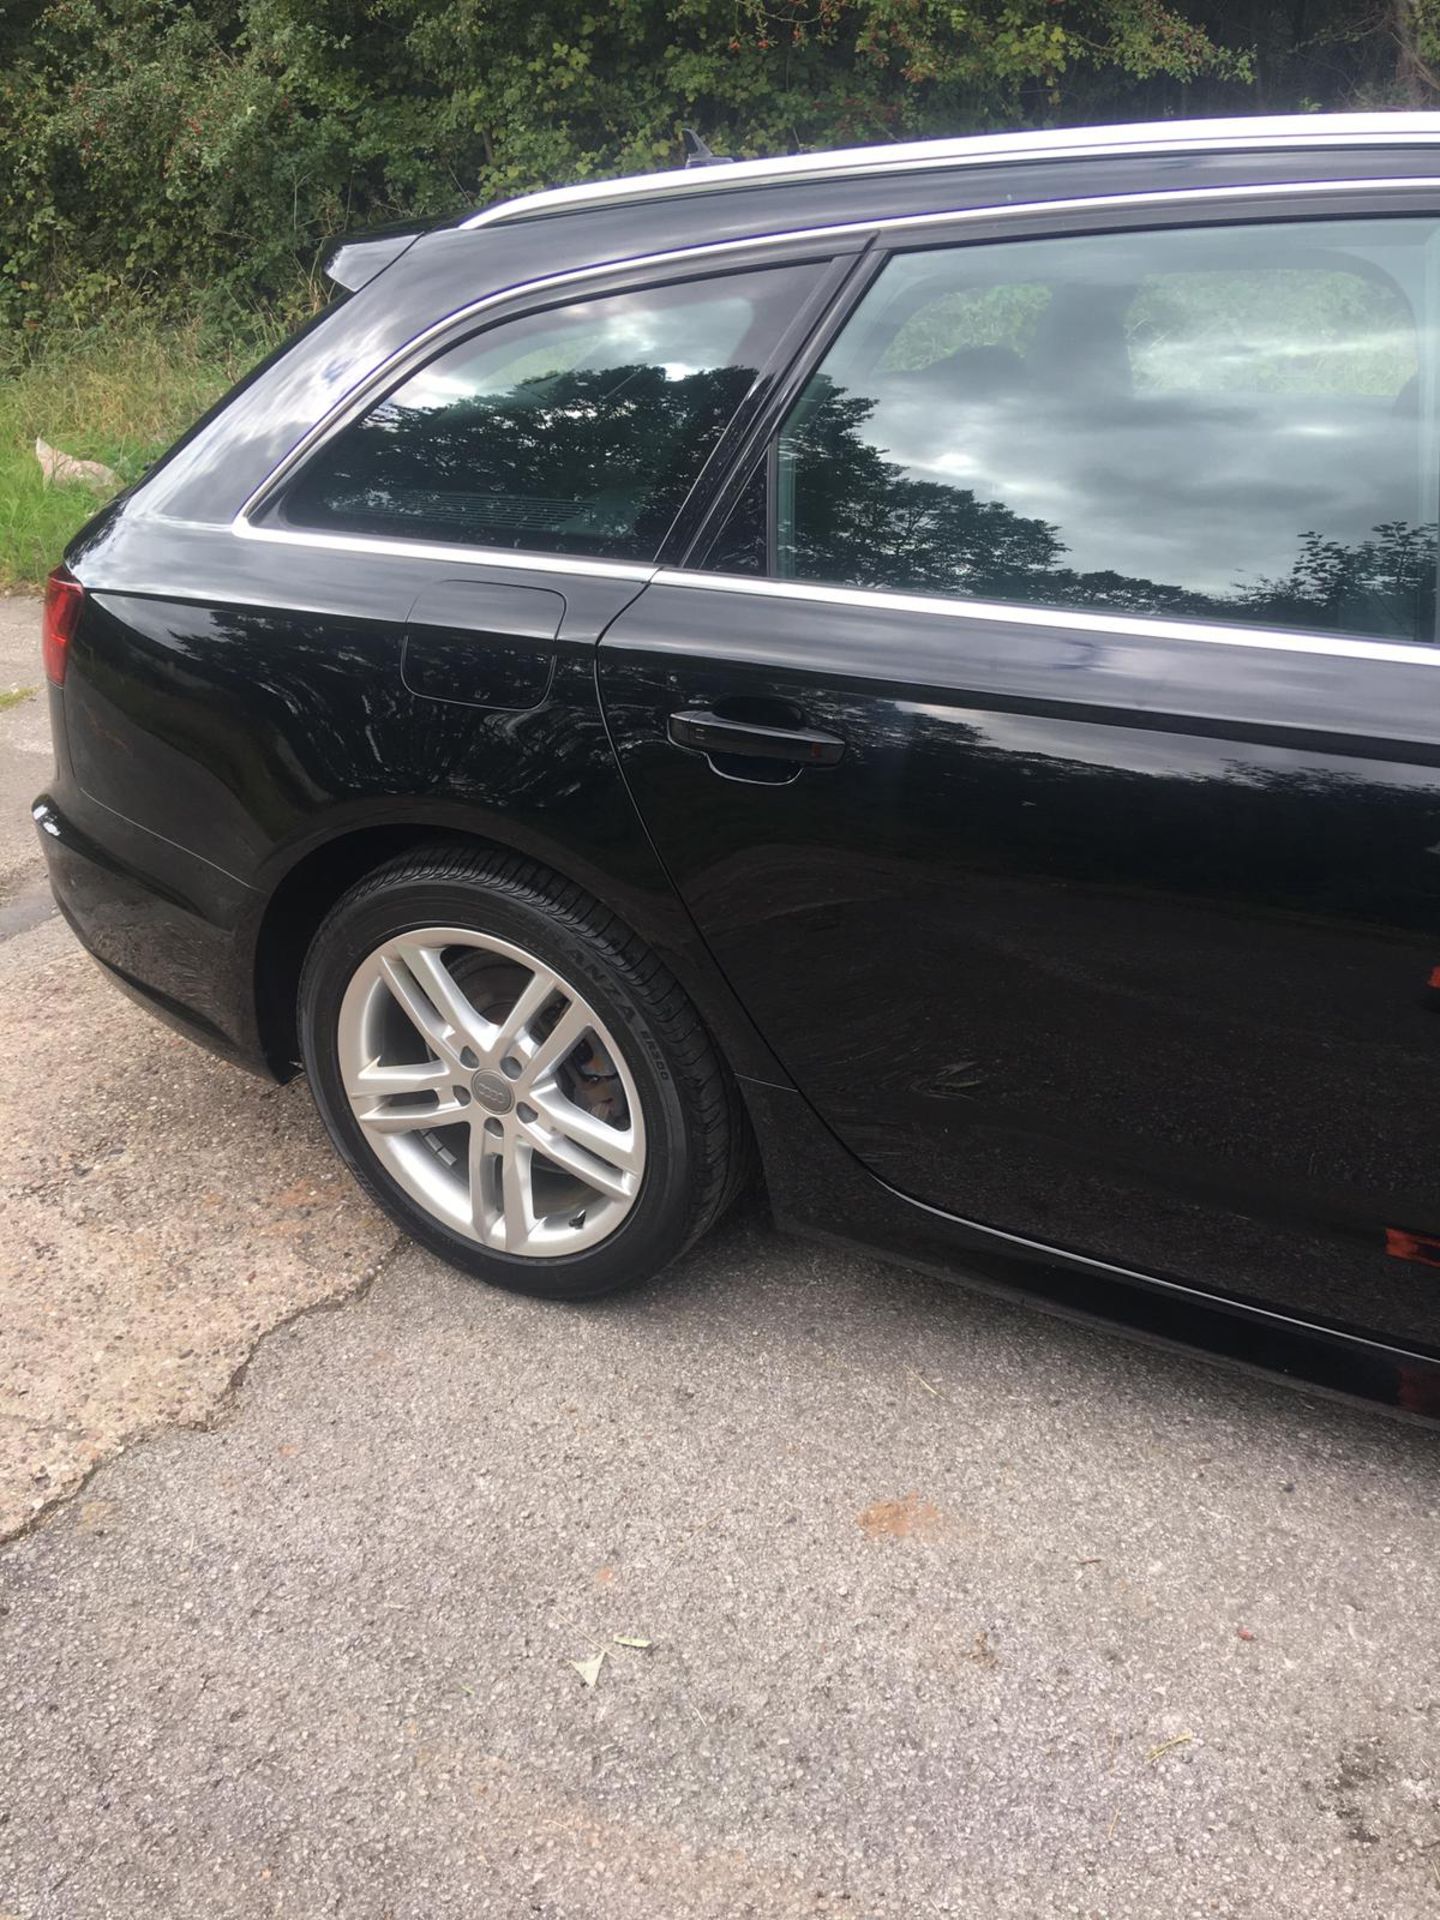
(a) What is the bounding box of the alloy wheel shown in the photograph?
[336,926,646,1256]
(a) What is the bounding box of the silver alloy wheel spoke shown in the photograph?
[377,953,467,1065]
[518,998,591,1085]
[503,1134,537,1253]
[356,1090,473,1134]
[347,1057,454,1099]
[493,964,559,1058]
[516,1108,635,1201]
[391,943,489,1055]
[527,1087,642,1178]
[468,1120,503,1241]
[337,925,646,1256]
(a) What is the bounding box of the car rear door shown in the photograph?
[598,189,1440,1353]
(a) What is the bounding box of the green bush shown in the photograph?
[0,0,1266,332]
[9,1,1440,335]
[5,0,1437,589]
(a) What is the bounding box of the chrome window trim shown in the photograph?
[650,569,1440,669]
[234,171,1440,589]
[220,534,1440,666]
[232,520,654,583]
[459,113,1440,230]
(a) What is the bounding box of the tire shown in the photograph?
[297,845,749,1299]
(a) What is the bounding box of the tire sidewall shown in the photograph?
[300,869,696,1298]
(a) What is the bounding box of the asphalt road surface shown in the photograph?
[2,592,1439,1919]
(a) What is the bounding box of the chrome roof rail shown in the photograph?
[459,112,1440,232]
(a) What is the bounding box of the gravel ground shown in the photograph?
[2,592,1439,1919]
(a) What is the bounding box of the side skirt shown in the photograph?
[737,1075,1440,1425]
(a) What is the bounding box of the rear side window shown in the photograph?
[282,264,820,562]
[761,218,1440,645]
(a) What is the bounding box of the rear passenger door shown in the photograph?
[598,197,1440,1351]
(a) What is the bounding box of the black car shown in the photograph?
[37,113,1440,1415]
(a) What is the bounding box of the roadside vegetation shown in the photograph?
[4,0,1439,589]
[0,314,288,590]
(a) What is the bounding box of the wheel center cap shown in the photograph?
[469,1068,515,1116]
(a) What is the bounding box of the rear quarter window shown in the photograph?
[279,264,821,563]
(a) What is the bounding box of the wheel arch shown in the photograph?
[249,817,791,1094]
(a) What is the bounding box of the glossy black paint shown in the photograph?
[740,1078,1440,1421]
[400,580,563,709]
[37,129,1440,1417]
[51,569,786,1086]
[599,583,1440,1353]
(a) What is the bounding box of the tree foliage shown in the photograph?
[1,0,1435,331]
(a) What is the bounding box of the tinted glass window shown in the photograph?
[701,459,768,574]
[285,265,817,561]
[773,220,1440,643]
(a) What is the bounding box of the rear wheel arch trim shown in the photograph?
[247,817,790,1091]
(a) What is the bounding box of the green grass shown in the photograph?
[0,317,288,591]
[0,687,36,711]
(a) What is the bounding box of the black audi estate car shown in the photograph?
[38,114,1440,1414]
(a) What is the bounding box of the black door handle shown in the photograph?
[667,709,845,767]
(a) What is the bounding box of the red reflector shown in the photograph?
[42,566,83,686]
[1428,966,1440,991]
[1385,1227,1440,1269]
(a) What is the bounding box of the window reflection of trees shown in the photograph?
[784,377,1439,644]
[289,363,756,562]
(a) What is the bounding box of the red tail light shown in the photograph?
[42,566,84,687]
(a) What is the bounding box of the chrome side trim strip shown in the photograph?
[649,568,1440,669]
[236,173,1440,532]
[233,520,655,584]
[460,112,1440,229]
